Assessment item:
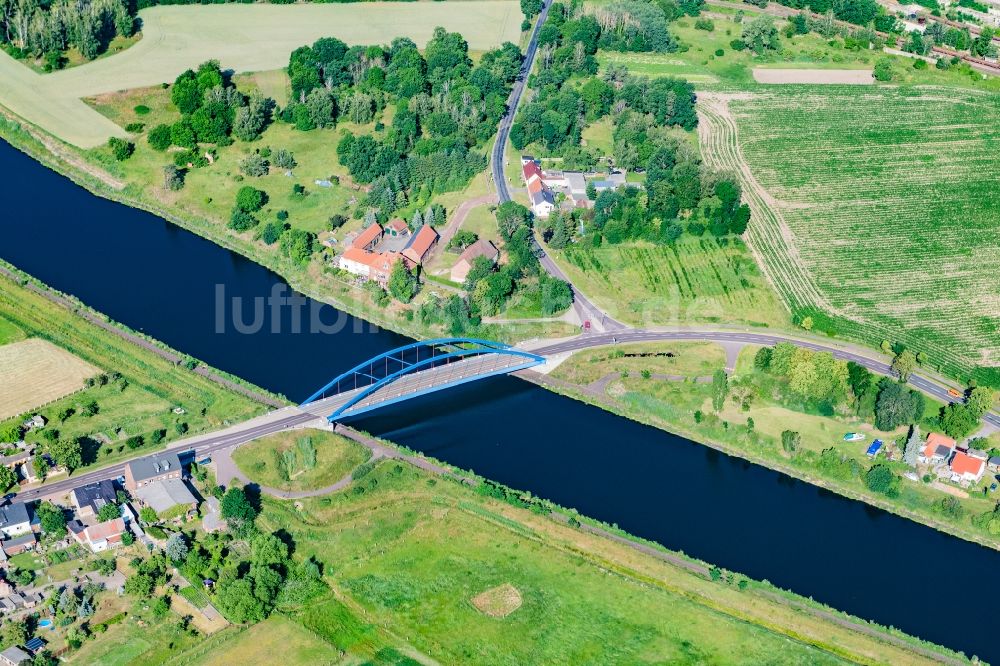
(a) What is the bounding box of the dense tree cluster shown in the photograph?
[0,0,133,65]
[284,31,521,220]
[770,0,900,33]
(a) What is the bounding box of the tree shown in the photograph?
[966,387,996,417]
[387,261,418,303]
[251,533,288,568]
[163,165,185,191]
[216,578,267,623]
[124,572,154,598]
[148,124,172,151]
[874,380,919,431]
[139,506,158,523]
[273,149,297,170]
[873,58,893,81]
[741,16,780,53]
[165,533,189,562]
[221,487,257,529]
[97,502,120,522]
[235,186,267,213]
[753,347,772,371]
[0,619,28,648]
[0,466,15,492]
[107,137,134,161]
[49,437,82,472]
[891,349,917,381]
[32,455,49,482]
[279,229,315,263]
[711,369,729,411]
[780,430,800,454]
[0,424,23,443]
[521,0,542,17]
[865,463,899,498]
[36,502,66,536]
[240,154,270,177]
[495,202,532,241]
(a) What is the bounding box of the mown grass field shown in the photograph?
[0,338,99,420]
[721,86,1000,377]
[550,341,726,384]
[0,273,264,470]
[0,317,24,345]
[554,238,789,328]
[233,428,371,491]
[180,616,343,666]
[247,461,961,665]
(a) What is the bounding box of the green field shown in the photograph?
[0,272,265,473]
[248,461,961,665]
[705,86,1000,376]
[0,2,522,147]
[180,616,343,666]
[554,238,789,328]
[233,428,371,491]
[0,317,24,345]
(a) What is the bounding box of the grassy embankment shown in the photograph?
[232,429,371,492]
[542,341,1000,551]
[0,268,268,477]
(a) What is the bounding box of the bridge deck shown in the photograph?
[299,352,539,420]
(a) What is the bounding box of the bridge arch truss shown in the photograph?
[300,338,545,420]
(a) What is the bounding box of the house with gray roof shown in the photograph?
[0,503,32,539]
[70,479,118,518]
[124,453,183,491]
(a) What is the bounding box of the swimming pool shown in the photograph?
[38,619,52,629]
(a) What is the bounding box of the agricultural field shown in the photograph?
[251,461,959,665]
[700,86,1000,378]
[0,2,522,147]
[0,338,99,419]
[232,428,371,492]
[0,273,265,469]
[553,238,789,328]
[180,616,343,666]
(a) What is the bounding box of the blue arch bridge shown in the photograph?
[299,338,546,420]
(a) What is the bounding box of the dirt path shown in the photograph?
[431,192,498,261]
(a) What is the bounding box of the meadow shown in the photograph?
[247,460,959,665]
[0,2,522,147]
[554,237,789,328]
[718,86,1000,378]
[232,428,371,492]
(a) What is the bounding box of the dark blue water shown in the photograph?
[1,139,996,661]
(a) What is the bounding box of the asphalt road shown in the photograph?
[489,1,628,332]
[533,330,1000,428]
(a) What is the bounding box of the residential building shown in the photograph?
[950,450,986,484]
[527,178,555,218]
[124,453,183,492]
[0,534,35,557]
[134,478,198,515]
[0,504,32,540]
[451,240,499,283]
[338,247,401,286]
[69,517,126,553]
[988,456,1000,472]
[919,432,956,464]
[401,225,439,265]
[70,479,118,519]
[0,646,31,666]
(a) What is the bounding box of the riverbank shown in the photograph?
[522,359,1000,553]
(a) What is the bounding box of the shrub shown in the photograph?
[873,58,893,81]
[273,149,297,170]
[259,221,286,245]
[148,124,172,150]
[714,48,725,56]
[240,153,270,177]
[134,105,151,115]
[108,137,135,161]
[124,122,145,133]
[695,18,714,31]
[229,209,259,232]
[730,38,746,50]
[913,58,927,70]
[235,186,267,213]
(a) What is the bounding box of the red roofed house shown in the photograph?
[338,247,401,286]
[69,517,126,553]
[401,225,439,266]
[450,239,499,283]
[522,161,543,185]
[919,432,956,464]
[350,223,383,251]
[950,450,986,484]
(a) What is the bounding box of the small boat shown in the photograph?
[843,432,866,442]
[866,439,884,457]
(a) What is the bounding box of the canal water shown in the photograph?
[1,139,996,661]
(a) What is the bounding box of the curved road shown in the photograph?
[533,330,1000,429]
[489,1,627,332]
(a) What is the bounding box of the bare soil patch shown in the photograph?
[0,338,100,419]
[470,583,522,618]
[752,68,873,85]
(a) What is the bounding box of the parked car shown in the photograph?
[948,388,962,398]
